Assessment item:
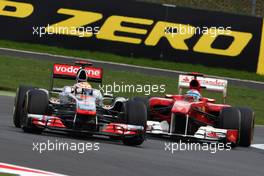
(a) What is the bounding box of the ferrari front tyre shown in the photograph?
[219,107,255,147]
[238,107,255,147]
[13,85,34,128]
[122,100,147,146]
[22,89,49,134]
[219,107,240,130]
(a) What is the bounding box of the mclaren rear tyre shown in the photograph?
[22,89,49,134]
[238,107,255,147]
[122,100,147,146]
[13,85,34,128]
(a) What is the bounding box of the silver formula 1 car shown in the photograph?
[13,61,147,146]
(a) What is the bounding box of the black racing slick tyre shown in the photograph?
[219,107,255,147]
[238,107,255,147]
[13,85,34,128]
[132,96,151,120]
[22,89,49,134]
[219,107,240,130]
[122,100,147,146]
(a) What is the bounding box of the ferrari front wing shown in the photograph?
[146,121,238,145]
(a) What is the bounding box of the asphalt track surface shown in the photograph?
[0,95,264,176]
[1,47,264,90]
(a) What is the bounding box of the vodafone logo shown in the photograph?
[53,64,102,79]
[55,65,79,74]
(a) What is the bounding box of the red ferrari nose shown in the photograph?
[171,101,191,114]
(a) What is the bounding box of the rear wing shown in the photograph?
[178,74,228,102]
[50,62,103,92]
[52,63,103,82]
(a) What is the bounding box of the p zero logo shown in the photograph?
[0,0,33,18]
[53,64,103,79]
[0,0,253,57]
[257,19,264,75]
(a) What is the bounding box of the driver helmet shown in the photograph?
[186,89,201,101]
[74,82,93,95]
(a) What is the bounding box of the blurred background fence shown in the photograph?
[136,0,264,17]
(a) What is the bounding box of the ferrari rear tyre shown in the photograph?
[13,85,34,128]
[238,107,255,147]
[122,100,147,146]
[22,89,49,134]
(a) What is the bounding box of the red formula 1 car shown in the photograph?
[134,73,255,147]
[13,61,147,146]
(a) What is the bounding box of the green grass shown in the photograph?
[0,173,18,176]
[0,40,264,82]
[0,55,263,124]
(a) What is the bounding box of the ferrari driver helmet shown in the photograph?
[186,89,201,101]
[74,82,93,95]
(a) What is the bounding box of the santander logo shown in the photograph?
[53,64,102,79]
[180,76,226,86]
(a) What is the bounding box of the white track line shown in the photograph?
[0,162,67,176]
[251,144,264,150]
[0,47,264,85]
